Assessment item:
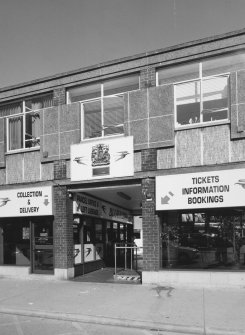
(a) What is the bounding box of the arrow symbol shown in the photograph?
[161,191,174,205]
[44,196,49,206]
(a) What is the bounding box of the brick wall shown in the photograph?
[142,177,160,271]
[140,67,156,89]
[54,160,67,180]
[53,185,74,269]
[53,87,66,106]
[142,148,157,171]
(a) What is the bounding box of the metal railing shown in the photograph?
[114,242,142,276]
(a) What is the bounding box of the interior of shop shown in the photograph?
[161,208,245,270]
[0,217,54,274]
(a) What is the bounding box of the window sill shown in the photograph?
[6,147,40,155]
[175,120,230,131]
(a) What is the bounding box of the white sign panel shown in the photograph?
[74,193,132,224]
[156,169,245,210]
[0,186,53,217]
[70,136,134,181]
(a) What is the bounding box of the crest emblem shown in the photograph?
[91,144,110,167]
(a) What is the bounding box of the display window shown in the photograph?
[161,208,245,270]
[0,217,53,274]
[0,219,31,266]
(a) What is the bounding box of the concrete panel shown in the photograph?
[149,115,174,144]
[129,119,148,147]
[6,153,23,184]
[59,103,80,132]
[157,148,175,169]
[149,85,174,117]
[129,89,148,121]
[230,72,237,105]
[134,151,142,172]
[203,125,229,165]
[42,107,59,134]
[23,151,40,182]
[123,93,129,123]
[41,162,54,181]
[176,128,201,167]
[41,133,59,160]
[0,142,5,167]
[66,160,70,179]
[0,169,6,185]
[231,138,245,162]
[237,70,245,103]
[60,130,81,156]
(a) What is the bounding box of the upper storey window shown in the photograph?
[67,74,139,139]
[156,53,245,127]
[0,93,53,152]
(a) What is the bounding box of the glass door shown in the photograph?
[31,218,54,274]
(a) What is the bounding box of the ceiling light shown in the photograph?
[117,192,131,201]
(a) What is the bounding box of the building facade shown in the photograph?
[1,29,245,287]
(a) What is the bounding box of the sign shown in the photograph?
[156,169,245,210]
[0,186,53,217]
[74,193,132,224]
[84,243,95,262]
[74,244,82,264]
[70,136,134,181]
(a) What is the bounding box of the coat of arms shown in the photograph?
[91,144,110,167]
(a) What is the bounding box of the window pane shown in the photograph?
[25,94,53,110]
[103,95,124,136]
[0,102,22,117]
[68,83,101,103]
[158,62,199,85]
[176,81,200,125]
[83,100,102,138]
[202,76,228,122]
[104,74,139,96]
[25,112,40,148]
[203,52,245,76]
[8,115,23,150]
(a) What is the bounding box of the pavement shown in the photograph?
[0,268,245,335]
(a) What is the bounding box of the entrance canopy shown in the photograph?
[68,183,142,213]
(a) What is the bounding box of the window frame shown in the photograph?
[2,93,53,153]
[66,74,140,140]
[157,62,230,129]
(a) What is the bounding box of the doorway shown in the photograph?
[31,218,54,274]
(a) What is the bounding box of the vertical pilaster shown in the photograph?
[142,177,160,271]
[53,185,74,279]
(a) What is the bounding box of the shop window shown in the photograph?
[67,74,139,139]
[1,93,53,152]
[0,221,30,266]
[95,221,103,242]
[161,210,245,271]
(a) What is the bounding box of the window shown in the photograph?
[157,57,231,127]
[67,74,139,139]
[1,93,53,151]
[175,74,229,126]
[161,209,245,271]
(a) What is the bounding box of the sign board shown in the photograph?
[74,244,82,264]
[156,169,245,211]
[0,186,53,217]
[70,136,134,181]
[74,193,132,224]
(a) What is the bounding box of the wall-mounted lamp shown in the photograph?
[68,192,74,200]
